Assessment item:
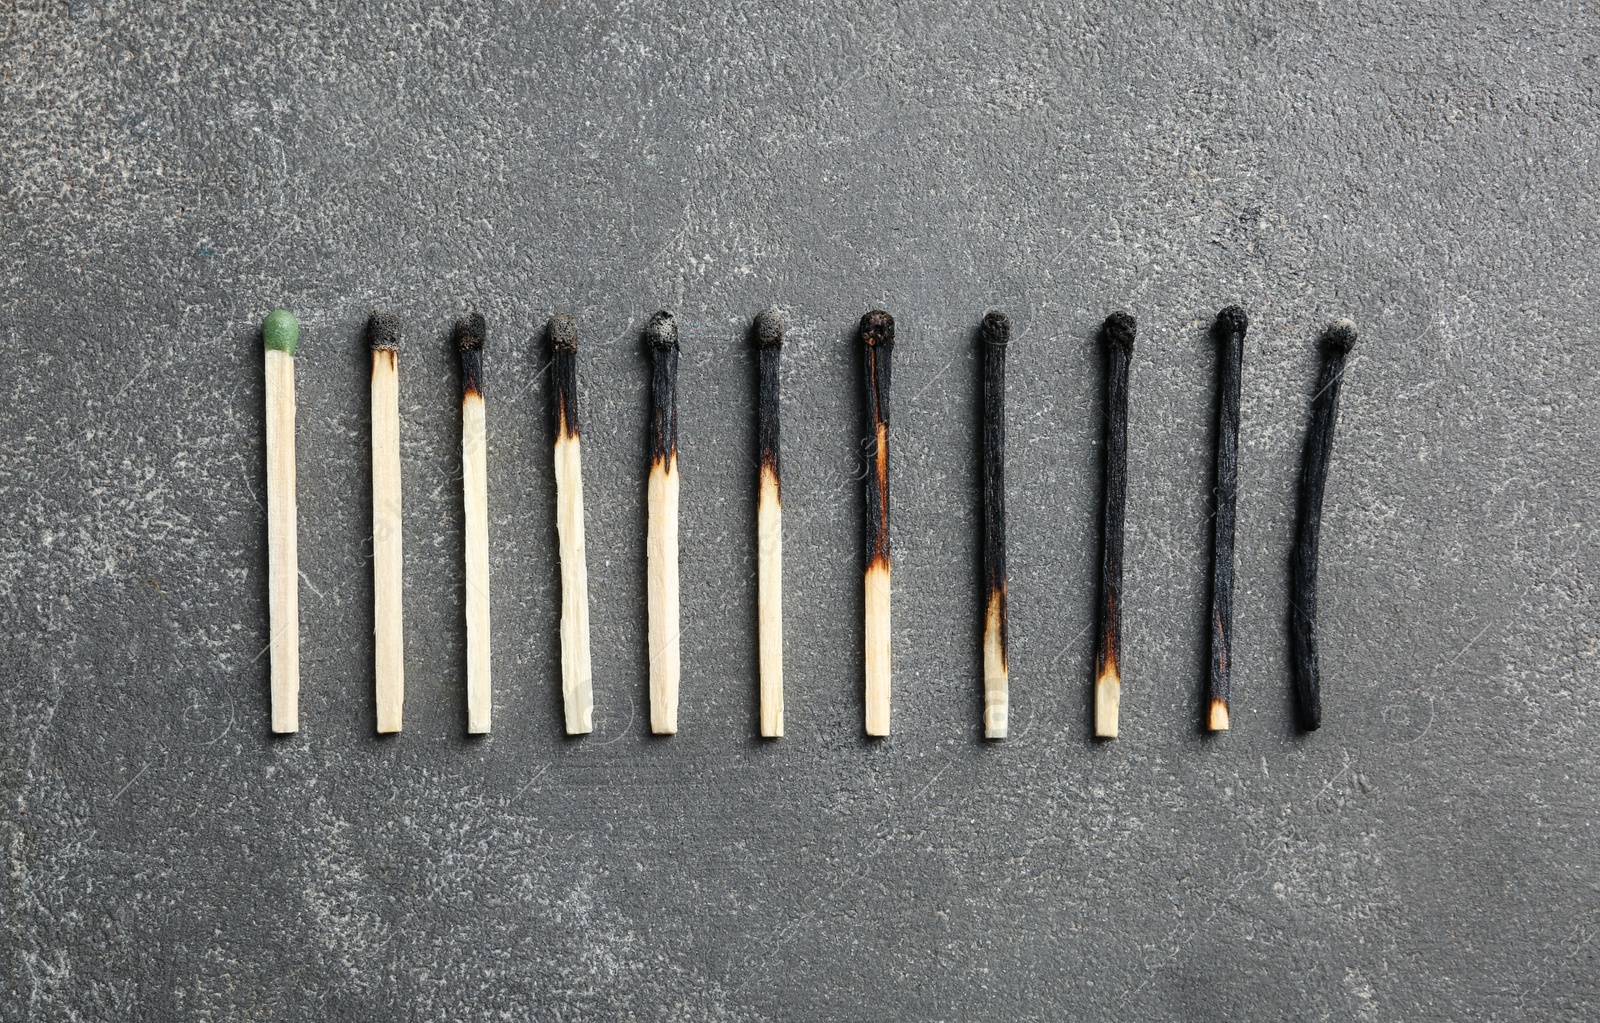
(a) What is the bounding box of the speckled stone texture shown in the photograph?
[2,3,1597,1020]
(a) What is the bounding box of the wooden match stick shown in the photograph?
[457,313,491,735]
[1291,318,1357,731]
[1207,305,1248,732]
[645,310,681,735]
[263,309,300,734]
[369,312,405,734]
[980,311,1011,739]
[550,314,593,736]
[1094,311,1135,739]
[755,308,785,738]
[860,310,895,737]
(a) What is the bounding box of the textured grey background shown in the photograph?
[2,2,1597,1020]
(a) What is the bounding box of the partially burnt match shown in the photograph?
[457,313,491,735]
[1207,305,1248,732]
[1291,318,1358,731]
[860,310,895,737]
[1094,311,1136,739]
[646,310,681,735]
[980,310,1010,740]
[550,315,593,736]
[369,311,405,734]
[755,308,785,738]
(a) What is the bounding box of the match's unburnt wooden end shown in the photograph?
[1095,311,1135,739]
[457,313,491,735]
[860,310,895,737]
[369,312,405,734]
[263,309,300,734]
[755,308,785,738]
[1291,318,1358,731]
[1207,305,1248,732]
[646,310,681,735]
[550,314,593,735]
[980,310,1010,740]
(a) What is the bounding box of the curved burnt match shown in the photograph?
[860,310,895,737]
[755,308,785,738]
[645,310,681,735]
[456,312,491,734]
[980,310,1010,739]
[550,314,593,735]
[1291,318,1358,731]
[1094,311,1135,739]
[1207,305,1248,732]
[368,311,405,734]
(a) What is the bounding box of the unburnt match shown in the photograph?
[457,313,491,735]
[263,309,300,734]
[980,310,1010,740]
[369,312,405,734]
[1207,305,1248,732]
[646,310,681,735]
[1094,311,1136,739]
[860,310,895,737]
[550,315,593,736]
[755,308,785,738]
[1291,318,1358,731]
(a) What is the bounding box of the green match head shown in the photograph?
[262,309,299,355]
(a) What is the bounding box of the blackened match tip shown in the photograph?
[860,310,895,348]
[1102,310,1136,351]
[367,311,401,351]
[755,308,785,348]
[549,314,579,353]
[1323,317,1358,354]
[455,312,486,351]
[645,309,678,351]
[1216,305,1249,335]
[981,310,1011,346]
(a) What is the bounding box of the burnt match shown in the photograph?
[262,309,300,733]
[755,308,785,738]
[860,310,895,737]
[1291,318,1358,731]
[457,313,491,735]
[1206,305,1248,732]
[369,311,405,734]
[980,310,1010,740]
[1094,311,1136,739]
[645,310,681,735]
[550,315,593,735]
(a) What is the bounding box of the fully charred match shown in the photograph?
[551,315,593,735]
[860,310,895,737]
[1291,318,1358,731]
[755,308,785,738]
[980,311,1010,740]
[1094,311,1135,739]
[646,310,681,735]
[263,309,300,734]
[457,313,491,735]
[369,312,405,734]
[1207,305,1248,732]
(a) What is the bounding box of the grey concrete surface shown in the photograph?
[3,2,1597,1019]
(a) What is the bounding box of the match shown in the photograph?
[1207,305,1248,732]
[755,308,785,738]
[369,311,405,734]
[646,310,681,735]
[1291,318,1358,731]
[1094,311,1136,739]
[980,310,1010,740]
[860,310,895,737]
[457,313,491,735]
[263,309,300,734]
[550,314,593,736]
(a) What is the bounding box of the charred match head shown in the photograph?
[981,310,1011,346]
[646,310,679,468]
[860,309,895,349]
[549,314,581,440]
[646,310,679,352]
[1323,317,1358,354]
[755,307,785,349]
[456,313,486,398]
[549,313,579,354]
[1103,310,1136,352]
[1215,304,1248,339]
[756,308,785,486]
[367,311,400,352]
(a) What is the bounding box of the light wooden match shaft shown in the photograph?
[370,318,404,734]
[550,316,593,735]
[755,309,785,738]
[647,311,681,735]
[459,316,491,734]
[264,327,299,734]
[861,311,894,737]
[981,312,1010,739]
